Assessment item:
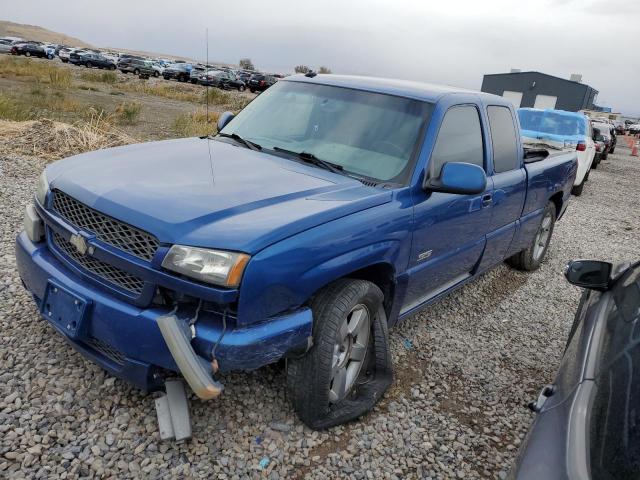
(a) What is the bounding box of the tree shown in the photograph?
[239,58,254,70]
[318,66,332,74]
[294,65,311,74]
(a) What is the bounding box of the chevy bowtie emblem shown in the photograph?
[69,233,88,255]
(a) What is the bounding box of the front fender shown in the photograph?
[236,194,413,326]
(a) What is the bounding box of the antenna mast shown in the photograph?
[205,28,209,124]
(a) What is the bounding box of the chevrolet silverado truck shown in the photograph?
[16,74,577,429]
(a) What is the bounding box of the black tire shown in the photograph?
[571,181,584,196]
[109,64,116,70]
[592,158,599,169]
[154,71,159,77]
[609,147,615,154]
[133,68,140,75]
[85,62,92,68]
[238,84,246,92]
[249,88,255,93]
[506,201,556,271]
[120,70,127,74]
[178,75,186,82]
[287,279,393,430]
[25,51,31,57]
[601,153,608,160]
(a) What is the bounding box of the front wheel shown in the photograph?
[25,51,31,57]
[238,84,246,92]
[133,68,140,75]
[287,279,393,430]
[506,201,556,271]
[154,71,159,77]
[85,62,92,68]
[609,147,615,154]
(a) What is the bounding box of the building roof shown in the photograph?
[285,74,490,103]
[483,70,597,91]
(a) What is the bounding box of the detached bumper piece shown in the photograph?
[157,314,224,400]
[155,380,192,442]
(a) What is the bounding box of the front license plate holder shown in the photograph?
[41,281,91,340]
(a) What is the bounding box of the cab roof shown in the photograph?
[284,74,500,104]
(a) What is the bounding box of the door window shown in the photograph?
[430,105,484,176]
[487,106,520,173]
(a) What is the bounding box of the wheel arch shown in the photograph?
[549,191,564,219]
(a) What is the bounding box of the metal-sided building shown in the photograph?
[480,71,599,112]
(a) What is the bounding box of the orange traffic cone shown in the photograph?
[632,141,639,157]
[627,136,634,148]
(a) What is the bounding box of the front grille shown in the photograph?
[52,232,145,295]
[51,190,159,262]
[85,337,126,365]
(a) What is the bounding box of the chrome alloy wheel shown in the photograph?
[329,304,371,403]
[533,211,553,261]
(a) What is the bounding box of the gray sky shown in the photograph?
[4,0,640,114]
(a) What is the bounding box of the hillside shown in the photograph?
[0,20,93,48]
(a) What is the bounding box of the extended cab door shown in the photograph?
[403,102,493,315]
[478,104,527,270]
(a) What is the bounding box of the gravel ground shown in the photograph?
[1,142,639,479]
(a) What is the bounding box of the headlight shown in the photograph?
[161,245,250,287]
[35,171,49,206]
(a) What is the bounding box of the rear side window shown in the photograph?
[430,105,484,176]
[488,106,520,173]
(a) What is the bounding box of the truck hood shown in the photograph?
[47,137,391,254]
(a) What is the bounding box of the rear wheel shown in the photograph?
[238,84,246,92]
[154,71,159,77]
[25,51,31,57]
[506,201,556,271]
[609,147,615,154]
[287,279,393,430]
[133,68,140,75]
[249,88,255,93]
[109,64,116,70]
[85,62,92,68]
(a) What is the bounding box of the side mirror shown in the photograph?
[564,260,612,291]
[217,111,235,132]
[424,162,487,195]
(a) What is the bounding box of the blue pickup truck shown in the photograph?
[16,74,577,429]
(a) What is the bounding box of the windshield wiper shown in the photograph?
[272,146,344,174]
[217,132,262,151]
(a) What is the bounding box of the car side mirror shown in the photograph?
[564,260,612,291]
[424,162,487,195]
[217,111,235,132]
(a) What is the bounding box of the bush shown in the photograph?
[113,101,142,125]
[172,109,220,137]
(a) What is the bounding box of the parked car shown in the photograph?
[163,63,192,82]
[629,123,640,135]
[43,44,57,59]
[58,47,76,63]
[74,53,116,70]
[150,62,164,77]
[201,70,246,91]
[248,73,277,93]
[591,121,613,160]
[237,70,256,84]
[510,259,640,480]
[518,108,595,196]
[16,75,577,429]
[189,64,208,84]
[118,57,153,75]
[0,39,13,54]
[11,42,47,58]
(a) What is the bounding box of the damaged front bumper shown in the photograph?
[15,231,313,393]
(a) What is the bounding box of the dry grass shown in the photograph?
[172,109,220,137]
[115,81,201,103]
[80,70,118,84]
[0,115,135,160]
[0,56,71,89]
[113,101,142,125]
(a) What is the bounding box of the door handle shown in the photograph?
[481,194,492,207]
